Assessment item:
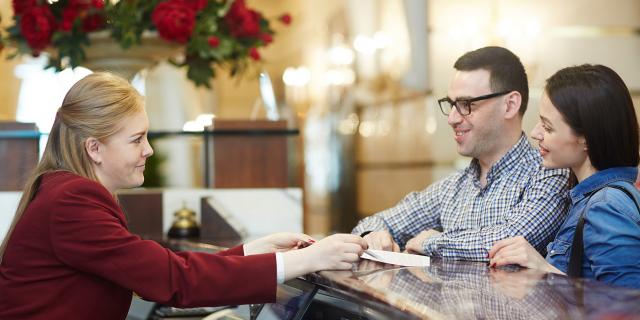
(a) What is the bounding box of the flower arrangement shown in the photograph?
[4,0,292,87]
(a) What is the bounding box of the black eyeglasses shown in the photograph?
[437,91,511,116]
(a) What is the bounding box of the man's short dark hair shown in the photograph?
[454,46,529,116]
[545,64,639,169]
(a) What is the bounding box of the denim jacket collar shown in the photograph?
[569,166,638,204]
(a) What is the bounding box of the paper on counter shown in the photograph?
[361,249,430,267]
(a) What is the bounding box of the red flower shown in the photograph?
[225,0,262,38]
[279,13,292,25]
[20,6,56,53]
[92,0,105,9]
[82,14,105,32]
[59,0,105,31]
[260,33,273,45]
[176,0,208,11]
[12,0,37,16]
[60,7,80,31]
[249,47,260,60]
[207,36,220,48]
[152,0,196,43]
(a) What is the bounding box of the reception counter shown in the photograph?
[256,258,640,319]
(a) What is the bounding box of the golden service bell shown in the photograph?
[168,205,200,239]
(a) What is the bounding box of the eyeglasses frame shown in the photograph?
[437,90,512,116]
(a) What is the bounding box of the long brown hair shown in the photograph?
[0,72,144,262]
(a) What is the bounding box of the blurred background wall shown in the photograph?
[0,0,638,236]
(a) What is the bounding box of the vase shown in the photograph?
[82,31,182,80]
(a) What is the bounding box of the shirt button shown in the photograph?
[550,250,555,254]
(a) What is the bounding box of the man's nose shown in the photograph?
[447,107,463,126]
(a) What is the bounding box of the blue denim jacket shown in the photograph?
[545,167,640,288]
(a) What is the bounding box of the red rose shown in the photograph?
[20,6,56,53]
[176,0,207,11]
[208,36,220,48]
[152,0,196,43]
[59,0,105,32]
[82,14,105,32]
[260,33,273,45]
[249,47,260,60]
[60,7,80,31]
[91,0,105,9]
[279,13,292,25]
[12,0,37,16]
[225,0,262,38]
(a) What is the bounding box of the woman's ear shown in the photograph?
[85,137,102,165]
[578,136,588,151]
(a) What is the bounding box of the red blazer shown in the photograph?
[0,171,276,320]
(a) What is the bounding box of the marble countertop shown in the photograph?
[300,258,640,319]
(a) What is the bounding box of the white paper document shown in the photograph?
[361,249,430,267]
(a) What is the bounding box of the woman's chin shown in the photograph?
[541,159,563,170]
[124,177,145,189]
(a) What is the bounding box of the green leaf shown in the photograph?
[186,56,215,88]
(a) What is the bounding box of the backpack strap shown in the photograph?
[567,183,640,278]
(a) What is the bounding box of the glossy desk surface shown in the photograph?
[295,258,640,319]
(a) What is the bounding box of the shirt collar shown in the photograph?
[569,166,638,204]
[468,133,530,185]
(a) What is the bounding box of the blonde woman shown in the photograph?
[0,73,367,319]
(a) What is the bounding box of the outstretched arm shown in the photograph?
[417,169,568,261]
[352,177,450,249]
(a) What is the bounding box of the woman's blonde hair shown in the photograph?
[0,72,144,262]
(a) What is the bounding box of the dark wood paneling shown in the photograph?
[0,122,39,191]
[117,191,164,239]
[211,120,288,188]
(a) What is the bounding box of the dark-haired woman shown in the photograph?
[488,64,640,289]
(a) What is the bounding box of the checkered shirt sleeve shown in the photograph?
[351,176,449,243]
[420,167,569,261]
[352,136,570,262]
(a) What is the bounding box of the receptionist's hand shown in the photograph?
[282,234,368,281]
[363,230,400,252]
[244,232,314,255]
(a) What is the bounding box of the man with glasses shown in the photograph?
[352,46,569,261]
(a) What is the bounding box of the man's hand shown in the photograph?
[405,229,441,254]
[363,230,400,252]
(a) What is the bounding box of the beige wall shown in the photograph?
[0,0,20,120]
[354,0,640,217]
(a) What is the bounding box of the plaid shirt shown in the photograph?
[352,134,570,261]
